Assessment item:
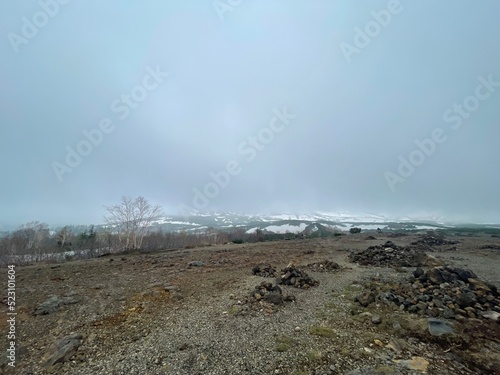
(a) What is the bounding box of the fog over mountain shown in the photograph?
[1,0,499,227]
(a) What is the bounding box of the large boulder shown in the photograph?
[428,318,455,336]
[43,333,83,367]
[34,295,80,315]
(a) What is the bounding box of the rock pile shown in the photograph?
[480,244,500,251]
[305,260,341,272]
[348,241,439,268]
[410,235,459,249]
[278,263,319,288]
[252,264,277,277]
[357,266,500,322]
[248,281,295,305]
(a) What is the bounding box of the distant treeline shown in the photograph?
[0,222,341,266]
[2,219,498,266]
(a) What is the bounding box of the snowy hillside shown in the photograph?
[147,211,451,234]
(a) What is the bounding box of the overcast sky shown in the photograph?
[1,0,499,227]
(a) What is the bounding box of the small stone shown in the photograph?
[413,267,424,278]
[188,260,204,267]
[263,293,283,305]
[386,338,404,353]
[417,302,428,311]
[457,292,477,309]
[408,337,419,345]
[393,356,429,372]
[428,318,454,336]
[393,321,402,330]
[464,306,476,318]
[468,278,491,291]
[475,289,486,298]
[374,339,384,347]
[357,312,372,320]
[408,305,419,313]
[148,282,163,288]
[442,307,455,319]
[371,314,382,324]
[356,291,376,307]
[481,311,500,321]
[171,291,183,300]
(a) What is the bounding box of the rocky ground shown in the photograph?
[1,232,500,374]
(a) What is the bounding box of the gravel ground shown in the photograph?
[1,233,499,374]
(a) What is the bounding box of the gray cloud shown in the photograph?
[1,0,499,227]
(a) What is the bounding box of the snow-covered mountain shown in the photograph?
[148,211,454,234]
[2,211,498,237]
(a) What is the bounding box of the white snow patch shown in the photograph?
[263,223,308,233]
[414,225,442,230]
[167,221,200,226]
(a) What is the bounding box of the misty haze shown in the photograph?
[1,1,500,374]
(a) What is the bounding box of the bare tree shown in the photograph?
[57,226,73,248]
[0,236,14,265]
[17,221,49,250]
[97,229,114,253]
[103,196,162,250]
